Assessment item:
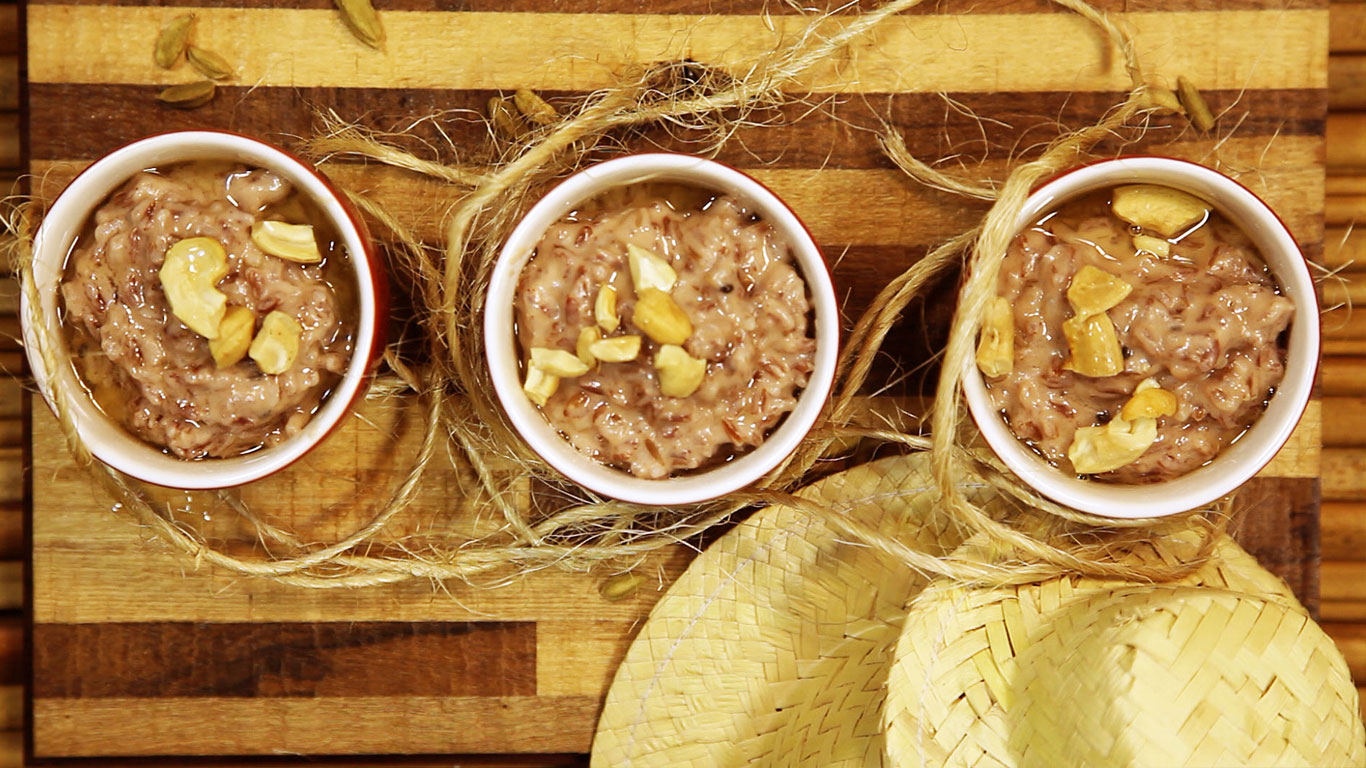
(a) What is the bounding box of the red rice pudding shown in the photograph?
[515,182,817,479]
[976,184,1294,483]
[60,161,355,459]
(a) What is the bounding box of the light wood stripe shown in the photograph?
[1323,600,1366,622]
[31,406,1321,628]
[34,696,601,755]
[1321,502,1366,561]
[1325,448,1366,499]
[1322,397,1366,446]
[1323,560,1366,603]
[26,7,1327,93]
[1325,226,1366,270]
[1324,356,1366,396]
[1329,113,1366,169]
[1325,621,1366,683]
[22,0,1323,12]
[537,619,639,697]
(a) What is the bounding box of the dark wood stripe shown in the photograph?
[1230,476,1320,613]
[0,616,18,687]
[33,621,537,698]
[27,85,1324,167]
[20,0,1326,13]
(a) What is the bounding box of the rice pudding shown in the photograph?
[976,184,1294,483]
[514,182,817,479]
[60,161,355,460]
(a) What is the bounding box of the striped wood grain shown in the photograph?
[26,0,1329,759]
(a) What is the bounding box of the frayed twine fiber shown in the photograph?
[19,0,1231,589]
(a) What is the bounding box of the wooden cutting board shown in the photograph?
[26,0,1326,760]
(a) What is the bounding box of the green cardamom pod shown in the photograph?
[157,80,216,109]
[187,46,234,81]
[513,88,557,126]
[334,0,385,50]
[153,14,195,70]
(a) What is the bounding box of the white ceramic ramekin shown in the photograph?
[22,130,387,489]
[962,156,1319,519]
[485,153,839,506]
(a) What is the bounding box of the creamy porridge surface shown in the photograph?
[983,187,1294,483]
[515,183,817,479]
[60,161,354,459]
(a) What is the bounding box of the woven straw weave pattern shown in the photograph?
[592,454,984,767]
[884,536,1366,768]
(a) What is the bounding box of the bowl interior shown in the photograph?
[23,131,379,489]
[485,154,839,506]
[961,157,1318,518]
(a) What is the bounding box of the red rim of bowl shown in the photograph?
[29,129,388,488]
[487,152,840,505]
[964,155,1319,515]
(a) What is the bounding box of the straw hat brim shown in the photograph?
[592,453,990,767]
[884,534,1366,768]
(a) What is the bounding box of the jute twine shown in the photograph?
[17,0,1232,588]
[883,534,1366,767]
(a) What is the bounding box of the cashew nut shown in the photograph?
[590,335,642,363]
[976,296,1014,377]
[595,284,620,333]
[523,366,559,406]
[1067,265,1133,316]
[251,221,322,263]
[1111,184,1210,237]
[248,310,302,374]
[1068,415,1158,474]
[1132,234,1171,258]
[1062,312,1124,378]
[633,288,692,346]
[209,305,256,368]
[655,344,706,398]
[577,326,601,368]
[530,347,590,378]
[1120,377,1178,421]
[628,244,677,295]
[160,236,230,338]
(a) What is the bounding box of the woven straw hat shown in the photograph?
[592,453,994,767]
[884,534,1366,767]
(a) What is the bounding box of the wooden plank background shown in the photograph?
[8,0,1350,763]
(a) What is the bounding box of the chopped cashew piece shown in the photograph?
[523,366,559,406]
[1111,184,1210,237]
[1062,313,1124,378]
[595,284,620,333]
[209,306,255,368]
[160,236,230,338]
[248,310,302,375]
[530,347,590,378]
[976,296,1014,377]
[590,335,642,363]
[1132,234,1171,258]
[627,244,677,295]
[1068,415,1158,474]
[1067,266,1133,316]
[633,288,692,345]
[577,327,601,368]
[250,221,321,263]
[655,344,706,398]
[1121,378,1178,421]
